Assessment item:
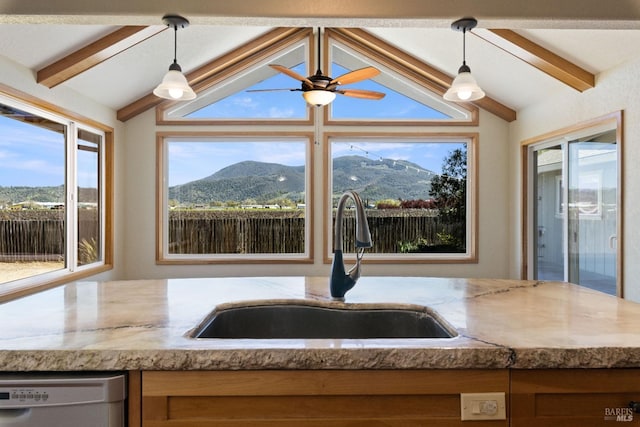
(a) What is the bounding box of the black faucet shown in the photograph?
[330,191,372,301]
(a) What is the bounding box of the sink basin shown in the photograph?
[191,300,457,339]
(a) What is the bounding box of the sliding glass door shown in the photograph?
[529,119,620,295]
[566,138,618,293]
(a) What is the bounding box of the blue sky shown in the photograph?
[0,115,65,187]
[1,63,463,188]
[188,63,449,120]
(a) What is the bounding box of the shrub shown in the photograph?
[400,199,436,209]
[375,199,401,209]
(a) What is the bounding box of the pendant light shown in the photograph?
[153,14,196,101]
[443,17,485,102]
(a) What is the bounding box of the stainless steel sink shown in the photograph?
[191,300,457,339]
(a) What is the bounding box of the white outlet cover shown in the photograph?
[460,392,507,421]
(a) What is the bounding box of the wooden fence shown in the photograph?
[0,210,98,261]
[0,209,464,258]
[168,210,463,254]
[169,216,306,254]
[0,219,64,261]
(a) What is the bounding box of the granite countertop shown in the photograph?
[0,276,639,371]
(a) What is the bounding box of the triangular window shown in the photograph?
[184,62,308,120]
[156,28,478,125]
[326,33,476,124]
[158,30,313,124]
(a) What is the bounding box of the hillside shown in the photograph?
[0,185,97,205]
[168,156,436,205]
[0,156,437,207]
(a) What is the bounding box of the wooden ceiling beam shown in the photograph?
[37,25,166,88]
[474,29,595,92]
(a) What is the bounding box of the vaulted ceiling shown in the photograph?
[2,0,640,123]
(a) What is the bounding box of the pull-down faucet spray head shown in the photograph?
[330,191,372,301]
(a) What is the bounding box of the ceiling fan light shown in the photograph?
[153,66,196,101]
[443,70,485,102]
[302,90,336,106]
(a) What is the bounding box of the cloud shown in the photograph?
[232,96,259,109]
[268,106,296,118]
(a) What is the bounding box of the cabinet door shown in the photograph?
[142,370,509,426]
[511,369,640,426]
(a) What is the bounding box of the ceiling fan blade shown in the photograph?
[336,89,386,100]
[330,66,380,86]
[246,88,302,92]
[270,64,313,86]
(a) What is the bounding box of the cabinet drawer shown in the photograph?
[511,369,640,426]
[142,370,509,426]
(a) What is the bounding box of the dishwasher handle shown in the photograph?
[0,408,31,424]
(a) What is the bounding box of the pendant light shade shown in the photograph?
[443,17,485,103]
[302,89,336,106]
[153,15,196,101]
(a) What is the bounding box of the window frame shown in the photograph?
[521,111,623,294]
[155,28,315,126]
[322,132,478,264]
[323,28,479,127]
[156,132,315,264]
[152,27,483,266]
[0,84,113,302]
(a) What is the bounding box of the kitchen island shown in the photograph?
[1,276,639,426]
[0,276,638,370]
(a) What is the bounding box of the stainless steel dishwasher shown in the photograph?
[0,373,126,426]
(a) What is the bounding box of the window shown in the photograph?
[325,28,478,126]
[0,88,111,297]
[155,28,480,264]
[157,28,314,125]
[326,135,477,262]
[157,134,312,263]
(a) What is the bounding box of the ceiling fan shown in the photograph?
[248,28,386,106]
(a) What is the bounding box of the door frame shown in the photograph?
[520,111,624,296]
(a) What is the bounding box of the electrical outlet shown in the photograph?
[460,392,506,421]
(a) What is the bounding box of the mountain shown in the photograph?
[170,160,306,204]
[168,156,436,205]
[331,155,436,202]
[0,185,98,204]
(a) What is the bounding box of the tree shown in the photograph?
[429,148,466,224]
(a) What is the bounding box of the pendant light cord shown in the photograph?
[462,27,467,67]
[316,27,322,74]
[173,24,178,65]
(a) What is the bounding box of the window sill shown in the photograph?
[0,264,113,303]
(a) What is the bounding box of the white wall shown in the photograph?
[0,55,126,282]
[120,108,512,280]
[509,56,640,302]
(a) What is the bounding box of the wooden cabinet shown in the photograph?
[511,369,640,426]
[141,370,509,426]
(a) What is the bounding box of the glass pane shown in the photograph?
[568,134,617,295]
[330,64,450,120]
[0,104,66,283]
[328,41,472,122]
[533,145,565,281]
[330,139,469,255]
[166,138,308,255]
[188,63,309,119]
[77,129,101,266]
[169,43,309,121]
